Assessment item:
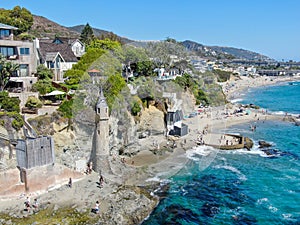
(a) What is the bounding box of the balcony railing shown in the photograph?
[0,35,13,41]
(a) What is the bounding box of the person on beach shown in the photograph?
[99,175,104,186]
[86,162,93,174]
[32,198,39,211]
[24,196,31,212]
[86,162,91,174]
[92,201,100,214]
[68,177,72,188]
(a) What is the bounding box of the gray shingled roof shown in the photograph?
[39,38,78,63]
[45,52,64,62]
[0,23,18,30]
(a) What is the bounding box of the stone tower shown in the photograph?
[91,88,110,173]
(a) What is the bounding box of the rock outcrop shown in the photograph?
[258,140,272,148]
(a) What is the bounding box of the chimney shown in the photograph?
[33,38,40,49]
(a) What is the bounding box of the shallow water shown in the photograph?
[143,81,300,225]
[239,81,300,115]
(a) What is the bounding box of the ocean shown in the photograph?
[143,81,300,225]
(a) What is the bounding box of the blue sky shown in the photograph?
[2,0,300,61]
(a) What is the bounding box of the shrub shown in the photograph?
[0,91,20,112]
[25,96,42,109]
[58,99,73,119]
[32,79,55,95]
[131,101,141,116]
[214,69,232,82]
[0,111,24,130]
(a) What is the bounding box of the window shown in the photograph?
[53,39,63,44]
[19,64,29,77]
[20,48,30,55]
[0,29,10,38]
[0,46,16,56]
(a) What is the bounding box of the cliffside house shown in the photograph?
[0,23,38,92]
[37,37,85,82]
[155,67,182,81]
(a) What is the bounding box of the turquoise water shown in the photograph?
[239,81,300,115]
[143,81,300,225]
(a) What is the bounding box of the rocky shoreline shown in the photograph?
[0,76,299,225]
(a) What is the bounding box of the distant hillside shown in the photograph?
[29,16,132,43]
[68,25,132,44]
[209,46,273,61]
[30,15,79,39]
[29,15,272,61]
[181,40,226,59]
[182,40,274,61]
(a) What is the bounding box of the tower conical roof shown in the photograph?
[96,87,108,108]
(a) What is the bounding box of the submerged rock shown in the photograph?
[201,202,220,217]
[262,149,279,156]
[258,140,272,148]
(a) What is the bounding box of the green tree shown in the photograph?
[99,32,124,44]
[80,23,95,45]
[0,6,33,34]
[58,99,73,119]
[0,55,20,91]
[194,89,209,105]
[121,45,149,64]
[136,61,155,76]
[104,73,126,110]
[88,38,121,51]
[32,65,55,95]
[174,73,194,90]
[32,79,55,95]
[0,91,20,112]
[57,99,74,130]
[36,65,54,80]
[64,47,105,87]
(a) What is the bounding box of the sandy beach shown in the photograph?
[0,75,299,224]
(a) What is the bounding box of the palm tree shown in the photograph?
[0,55,20,91]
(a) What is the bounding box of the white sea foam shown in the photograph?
[186,146,215,160]
[186,146,220,171]
[222,147,268,158]
[230,98,243,103]
[214,165,247,181]
[145,175,170,183]
[269,205,278,213]
[257,198,269,205]
[282,213,293,220]
[145,177,161,182]
[273,111,286,115]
